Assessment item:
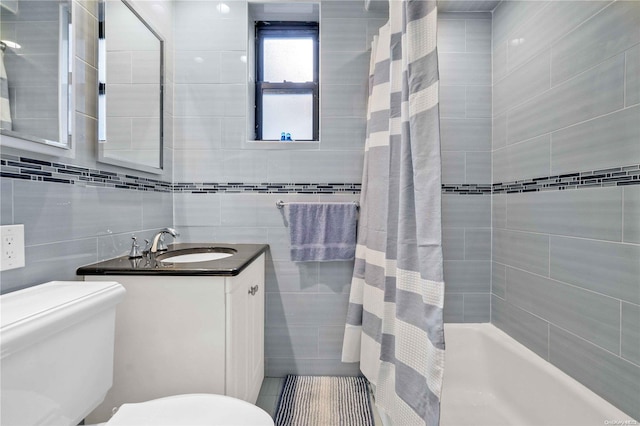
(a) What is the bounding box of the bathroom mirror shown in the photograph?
[97,0,163,174]
[0,0,72,150]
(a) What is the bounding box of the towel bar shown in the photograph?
[276,200,360,210]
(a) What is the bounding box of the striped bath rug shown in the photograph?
[274,375,374,426]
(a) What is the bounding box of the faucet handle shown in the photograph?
[128,236,143,259]
[142,239,151,255]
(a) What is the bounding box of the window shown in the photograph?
[255,22,319,141]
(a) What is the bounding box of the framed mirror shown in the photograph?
[0,0,72,151]
[98,0,163,174]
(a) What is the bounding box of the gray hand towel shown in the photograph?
[288,203,358,262]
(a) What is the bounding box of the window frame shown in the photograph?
[255,21,319,141]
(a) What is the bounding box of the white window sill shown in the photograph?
[245,140,320,149]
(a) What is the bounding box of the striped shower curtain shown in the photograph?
[342,1,445,425]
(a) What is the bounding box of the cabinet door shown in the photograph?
[225,254,265,403]
[85,275,227,424]
[225,275,250,401]
[247,256,265,403]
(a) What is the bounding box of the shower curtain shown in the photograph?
[0,49,12,130]
[342,1,444,425]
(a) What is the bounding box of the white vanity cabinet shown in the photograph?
[83,254,265,423]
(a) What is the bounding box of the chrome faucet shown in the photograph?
[150,227,180,253]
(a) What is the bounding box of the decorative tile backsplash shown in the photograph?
[2,154,639,194]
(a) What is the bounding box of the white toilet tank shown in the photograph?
[1,281,126,426]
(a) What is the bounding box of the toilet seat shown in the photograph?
[105,394,274,426]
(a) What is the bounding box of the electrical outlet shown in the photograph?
[0,225,25,271]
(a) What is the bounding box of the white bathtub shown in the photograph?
[441,324,636,426]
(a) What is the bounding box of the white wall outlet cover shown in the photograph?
[0,224,26,271]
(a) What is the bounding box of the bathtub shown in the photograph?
[441,324,636,426]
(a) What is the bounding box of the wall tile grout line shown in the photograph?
[492,260,633,306]
[491,1,611,89]
[496,48,623,117]
[550,322,640,370]
[624,49,627,107]
[547,322,551,362]
[547,237,551,278]
[496,291,629,366]
[620,300,623,358]
[621,187,625,242]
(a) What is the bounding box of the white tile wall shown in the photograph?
[439,9,493,327]
[438,12,493,313]
[492,2,640,419]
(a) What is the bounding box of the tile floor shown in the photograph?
[256,377,285,418]
[255,377,382,424]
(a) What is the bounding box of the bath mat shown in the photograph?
[274,375,374,426]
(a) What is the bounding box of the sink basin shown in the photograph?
[160,253,233,263]
[157,247,237,264]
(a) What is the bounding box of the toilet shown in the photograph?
[0,281,274,426]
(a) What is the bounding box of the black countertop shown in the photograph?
[77,243,269,277]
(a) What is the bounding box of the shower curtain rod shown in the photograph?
[276,200,360,209]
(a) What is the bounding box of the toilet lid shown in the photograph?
[105,394,274,426]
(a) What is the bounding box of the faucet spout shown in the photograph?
[151,227,180,253]
[164,227,179,238]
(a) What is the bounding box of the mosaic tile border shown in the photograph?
[493,164,640,194]
[173,182,361,194]
[0,155,362,194]
[2,155,639,194]
[442,184,492,194]
[0,155,172,192]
